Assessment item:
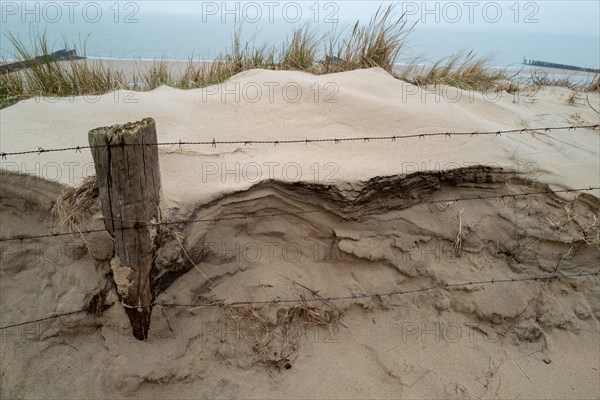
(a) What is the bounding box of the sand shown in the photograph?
[12,56,593,88]
[0,67,599,399]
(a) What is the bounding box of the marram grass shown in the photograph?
[3,5,590,109]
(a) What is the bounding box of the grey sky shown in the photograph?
[2,1,597,65]
[143,1,599,35]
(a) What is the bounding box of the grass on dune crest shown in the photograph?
[505,69,599,93]
[0,32,127,107]
[1,4,414,106]
[174,30,279,89]
[143,59,172,89]
[525,69,583,90]
[175,5,412,87]
[5,4,589,108]
[397,51,506,91]
[585,75,600,92]
[281,25,319,71]
[320,5,412,73]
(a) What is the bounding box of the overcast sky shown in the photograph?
[1,1,597,64]
[140,1,599,35]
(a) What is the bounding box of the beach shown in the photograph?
[1,2,600,397]
[65,57,600,87]
[1,66,599,398]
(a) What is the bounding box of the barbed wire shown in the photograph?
[0,310,87,330]
[1,124,598,158]
[1,271,598,331]
[2,124,598,332]
[1,186,597,243]
[157,271,600,308]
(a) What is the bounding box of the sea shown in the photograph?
[1,1,599,80]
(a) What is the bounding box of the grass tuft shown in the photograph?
[321,5,412,73]
[584,74,600,92]
[1,32,126,107]
[219,288,342,369]
[143,59,171,88]
[1,4,412,107]
[398,51,505,90]
[2,5,565,108]
[281,25,319,71]
[51,176,99,233]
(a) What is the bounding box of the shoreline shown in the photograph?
[3,55,598,73]
[88,58,598,85]
[1,56,597,101]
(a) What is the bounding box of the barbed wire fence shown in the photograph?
[2,272,598,331]
[0,124,598,158]
[0,186,598,243]
[1,123,599,333]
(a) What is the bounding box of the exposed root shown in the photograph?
[160,226,214,285]
[454,208,465,257]
[85,283,111,317]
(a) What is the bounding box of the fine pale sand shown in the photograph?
[0,68,599,399]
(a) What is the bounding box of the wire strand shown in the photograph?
[157,271,600,307]
[1,271,597,330]
[0,310,87,330]
[1,186,597,242]
[1,124,598,158]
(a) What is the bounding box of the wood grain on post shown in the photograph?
[88,118,161,340]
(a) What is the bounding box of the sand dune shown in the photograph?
[0,68,599,399]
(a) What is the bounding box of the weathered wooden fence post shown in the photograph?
[88,117,161,340]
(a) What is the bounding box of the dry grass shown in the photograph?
[453,208,465,257]
[176,58,233,89]
[0,5,527,108]
[584,74,600,92]
[1,5,412,106]
[281,25,319,71]
[0,70,25,108]
[530,72,576,89]
[51,176,99,232]
[320,5,412,73]
[1,32,126,107]
[174,5,410,83]
[143,59,172,88]
[567,92,576,104]
[173,33,278,89]
[521,69,597,91]
[218,286,342,369]
[580,211,600,248]
[398,51,505,90]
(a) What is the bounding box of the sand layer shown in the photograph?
[1,68,599,399]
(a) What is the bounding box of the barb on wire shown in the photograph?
[158,271,599,308]
[0,186,598,243]
[0,124,598,158]
[1,271,597,331]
